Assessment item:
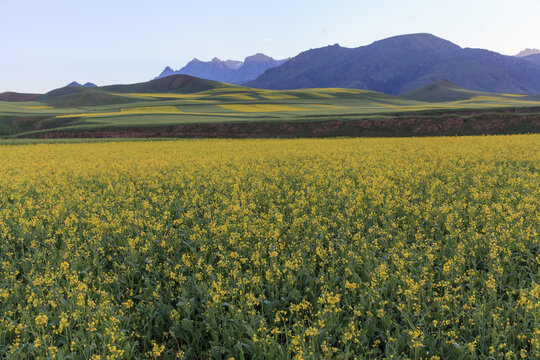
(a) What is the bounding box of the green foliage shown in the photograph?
[0,125,17,136]
[0,136,538,359]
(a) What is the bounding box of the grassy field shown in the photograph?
[2,81,540,137]
[0,135,538,359]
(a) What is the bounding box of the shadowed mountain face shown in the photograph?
[522,54,540,66]
[155,54,288,84]
[246,33,540,95]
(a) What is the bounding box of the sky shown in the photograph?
[1,0,540,93]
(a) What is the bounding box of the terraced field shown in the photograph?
[1,76,540,137]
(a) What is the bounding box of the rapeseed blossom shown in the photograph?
[0,135,538,359]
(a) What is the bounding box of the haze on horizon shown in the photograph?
[1,0,539,93]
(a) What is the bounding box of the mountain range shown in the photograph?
[245,33,540,95]
[3,33,540,98]
[155,53,289,84]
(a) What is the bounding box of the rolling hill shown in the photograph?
[102,74,225,94]
[0,72,539,139]
[36,75,227,107]
[0,92,41,102]
[246,33,540,95]
[401,79,486,102]
[37,87,139,107]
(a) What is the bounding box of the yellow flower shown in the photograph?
[35,314,48,327]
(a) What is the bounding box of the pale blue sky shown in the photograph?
[1,0,539,93]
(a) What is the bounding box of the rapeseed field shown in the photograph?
[0,136,538,359]
[218,104,311,112]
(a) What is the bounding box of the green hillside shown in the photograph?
[401,80,487,102]
[0,92,41,102]
[1,75,540,138]
[36,75,227,108]
[37,87,142,107]
[101,74,225,94]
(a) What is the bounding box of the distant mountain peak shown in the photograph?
[224,60,243,69]
[157,66,176,79]
[515,48,540,57]
[66,81,97,88]
[383,32,439,40]
[244,53,274,63]
[371,33,462,52]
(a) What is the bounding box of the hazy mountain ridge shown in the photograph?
[246,33,540,95]
[155,54,289,84]
[67,81,98,87]
[515,48,540,57]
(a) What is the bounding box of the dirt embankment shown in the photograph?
[33,108,540,139]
